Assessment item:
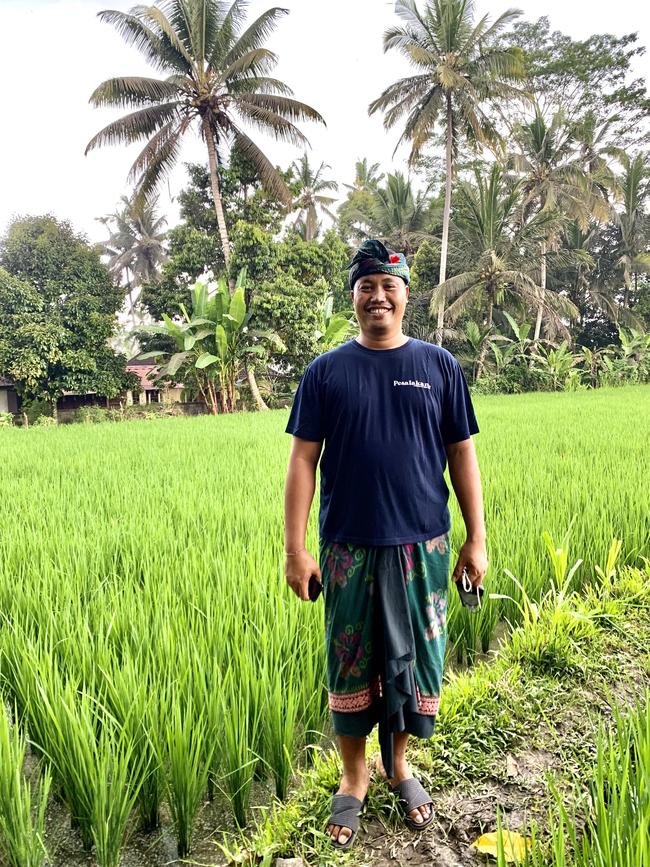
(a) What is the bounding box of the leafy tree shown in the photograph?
[86,0,324,269]
[369,0,527,345]
[140,224,220,321]
[97,193,168,332]
[177,153,288,238]
[0,217,136,405]
[498,17,650,142]
[249,275,321,374]
[275,229,350,311]
[229,221,275,293]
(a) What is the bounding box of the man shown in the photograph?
[283,239,487,849]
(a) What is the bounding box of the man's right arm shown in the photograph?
[284,436,323,601]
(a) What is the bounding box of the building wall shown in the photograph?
[0,388,18,414]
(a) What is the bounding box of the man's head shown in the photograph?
[347,239,410,337]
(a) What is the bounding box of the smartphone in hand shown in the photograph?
[455,566,484,611]
[308,573,322,602]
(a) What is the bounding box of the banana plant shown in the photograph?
[529,340,580,390]
[314,288,356,350]
[137,269,286,414]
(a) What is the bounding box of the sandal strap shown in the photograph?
[328,793,364,831]
[391,777,432,812]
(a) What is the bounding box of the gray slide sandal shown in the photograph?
[389,777,435,831]
[325,793,366,849]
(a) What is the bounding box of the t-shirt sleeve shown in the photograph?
[285,362,326,442]
[440,356,480,445]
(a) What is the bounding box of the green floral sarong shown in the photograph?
[319,532,450,768]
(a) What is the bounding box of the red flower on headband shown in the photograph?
[389,254,400,263]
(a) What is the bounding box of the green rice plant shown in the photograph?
[260,653,299,801]
[577,693,650,865]
[162,694,215,857]
[98,660,164,832]
[218,664,263,829]
[531,693,650,866]
[0,702,51,867]
[89,722,148,867]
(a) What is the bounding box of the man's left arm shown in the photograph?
[445,438,488,587]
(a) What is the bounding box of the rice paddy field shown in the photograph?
[0,384,649,866]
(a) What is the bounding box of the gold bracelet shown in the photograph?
[285,546,306,556]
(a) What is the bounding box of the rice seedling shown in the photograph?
[0,701,51,867]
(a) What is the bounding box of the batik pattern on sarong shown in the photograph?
[319,532,450,740]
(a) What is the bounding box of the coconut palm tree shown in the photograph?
[337,158,384,243]
[615,153,650,309]
[429,163,579,377]
[97,194,168,330]
[343,158,384,193]
[289,154,338,241]
[368,0,528,345]
[86,0,325,270]
[370,172,436,255]
[510,109,611,343]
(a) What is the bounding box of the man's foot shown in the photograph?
[374,754,433,825]
[326,768,370,847]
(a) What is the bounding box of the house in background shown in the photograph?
[0,376,18,413]
[125,357,184,405]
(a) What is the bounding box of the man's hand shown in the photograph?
[451,538,488,589]
[285,550,322,601]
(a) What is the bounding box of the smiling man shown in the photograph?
[283,239,487,849]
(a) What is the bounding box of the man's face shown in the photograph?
[351,272,409,334]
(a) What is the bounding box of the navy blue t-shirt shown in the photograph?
[285,336,480,546]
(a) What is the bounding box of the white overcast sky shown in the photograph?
[0,0,648,245]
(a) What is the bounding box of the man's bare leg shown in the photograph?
[375,731,432,824]
[326,734,370,846]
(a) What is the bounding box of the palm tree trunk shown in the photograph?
[126,270,137,330]
[475,297,494,381]
[246,363,269,411]
[533,239,546,343]
[436,96,454,347]
[202,117,231,270]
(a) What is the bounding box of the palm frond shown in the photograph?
[88,76,182,109]
[393,0,430,42]
[126,117,189,183]
[227,75,292,96]
[132,123,185,208]
[369,75,433,120]
[142,5,195,68]
[84,102,182,154]
[237,92,324,124]
[97,8,189,74]
[233,99,312,147]
[231,127,293,206]
[220,47,277,81]
[219,7,288,69]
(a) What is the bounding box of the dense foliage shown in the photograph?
[0,217,138,404]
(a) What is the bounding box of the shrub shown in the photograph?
[75,406,110,424]
[32,415,57,427]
